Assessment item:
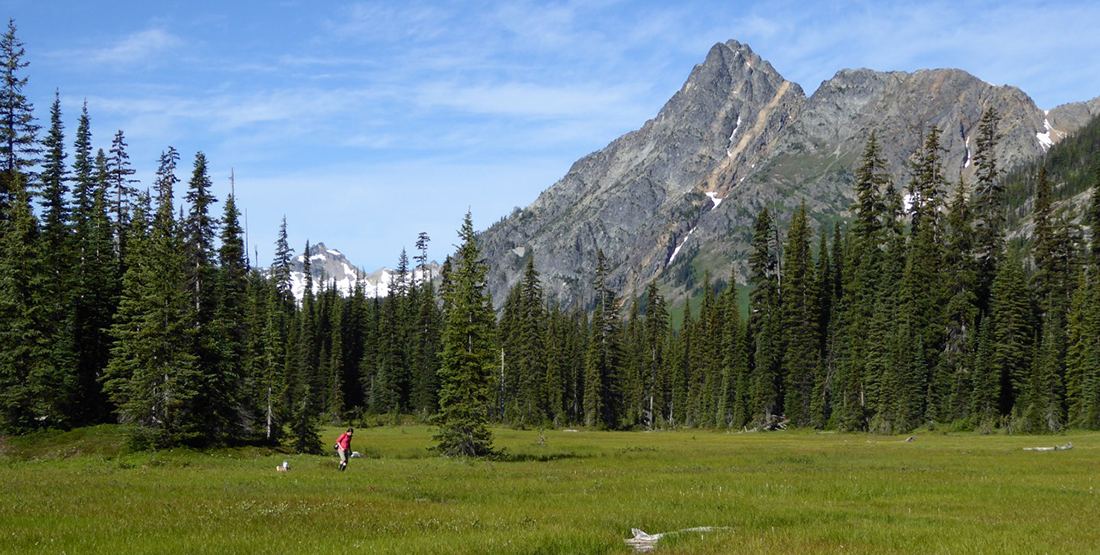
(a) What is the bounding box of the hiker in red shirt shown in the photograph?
[335,428,353,471]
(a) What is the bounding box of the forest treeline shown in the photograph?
[2,21,1100,451]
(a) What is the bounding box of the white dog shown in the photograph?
[276,461,290,472]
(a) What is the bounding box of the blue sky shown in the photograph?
[5,0,1100,271]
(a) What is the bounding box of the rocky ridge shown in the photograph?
[478,40,1100,308]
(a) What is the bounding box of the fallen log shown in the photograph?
[1023,442,1073,451]
[624,526,733,552]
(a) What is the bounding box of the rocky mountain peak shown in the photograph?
[478,40,1099,310]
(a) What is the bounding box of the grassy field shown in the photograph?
[1,425,1097,554]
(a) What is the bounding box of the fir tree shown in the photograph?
[68,102,113,424]
[990,253,1034,416]
[39,90,78,422]
[434,212,495,456]
[0,19,39,208]
[972,107,1002,310]
[781,201,819,427]
[719,272,750,428]
[271,217,293,301]
[107,130,137,261]
[184,152,218,318]
[208,190,249,441]
[748,207,782,425]
[1022,301,1066,433]
[939,177,980,422]
[0,181,51,431]
[513,257,547,425]
[1031,166,1057,306]
[836,135,891,430]
[584,250,624,428]
[642,280,668,429]
[103,154,201,446]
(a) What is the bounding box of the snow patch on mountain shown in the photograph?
[706,191,723,209]
[266,242,441,300]
[1036,119,1056,150]
[668,227,696,266]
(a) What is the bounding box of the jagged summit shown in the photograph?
[478,40,1100,309]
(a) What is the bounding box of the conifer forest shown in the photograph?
[3,20,1100,453]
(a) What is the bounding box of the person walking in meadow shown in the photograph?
[335,428,353,471]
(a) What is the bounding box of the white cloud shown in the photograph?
[416,80,644,120]
[88,28,183,66]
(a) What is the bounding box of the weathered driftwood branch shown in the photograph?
[624,527,733,552]
[1023,442,1073,451]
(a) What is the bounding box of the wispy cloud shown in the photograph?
[88,28,184,66]
[416,81,645,120]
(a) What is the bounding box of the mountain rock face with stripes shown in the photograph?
[478,40,1100,308]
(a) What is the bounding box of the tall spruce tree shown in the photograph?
[39,90,78,422]
[584,250,624,428]
[68,102,113,424]
[939,177,980,422]
[209,190,249,441]
[513,257,547,425]
[972,107,1002,311]
[0,181,51,432]
[781,201,819,427]
[103,153,201,446]
[989,253,1034,418]
[748,207,782,425]
[836,135,890,430]
[0,19,39,209]
[107,130,137,262]
[642,280,668,429]
[434,212,495,456]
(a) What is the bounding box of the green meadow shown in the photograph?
[2,425,1097,554]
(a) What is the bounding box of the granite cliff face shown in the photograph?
[479,40,1100,308]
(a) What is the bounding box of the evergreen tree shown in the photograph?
[584,250,624,427]
[1089,162,1100,265]
[748,207,782,425]
[836,135,890,430]
[103,154,201,446]
[209,190,249,441]
[184,152,218,318]
[1022,301,1066,433]
[669,307,692,427]
[692,271,722,427]
[972,107,1002,310]
[512,257,547,425]
[781,201,819,427]
[68,102,113,425]
[939,177,980,422]
[719,272,750,428]
[989,254,1034,417]
[107,130,137,261]
[811,227,833,428]
[410,277,441,415]
[0,19,39,209]
[271,217,293,301]
[0,181,51,432]
[39,90,79,422]
[434,212,495,456]
[899,128,948,429]
[297,240,320,412]
[544,306,567,425]
[1031,166,1057,306]
[642,280,668,429]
